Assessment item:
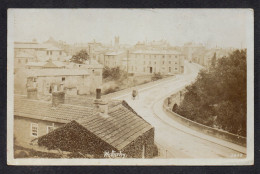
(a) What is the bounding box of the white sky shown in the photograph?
[10,9,249,48]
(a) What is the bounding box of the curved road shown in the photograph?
[112,61,246,158]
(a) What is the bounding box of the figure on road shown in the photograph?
[132,88,139,100]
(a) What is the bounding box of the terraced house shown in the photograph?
[128,50,185,75]
[14,87,157,158]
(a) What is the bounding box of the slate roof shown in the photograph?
[131,50,182,55]
[76,101,153,150]
[14,95,94,123]
[14,95,153,150]
[25,69,89,77]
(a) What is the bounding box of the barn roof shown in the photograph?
[14,95,153,150]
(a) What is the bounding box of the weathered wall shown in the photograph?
[122,128,157,158]
[163,98,247,147]
[14,116,64,146]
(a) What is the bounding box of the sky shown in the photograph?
[9,9,250,48]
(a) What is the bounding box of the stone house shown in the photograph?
[104,50,127,69]
[128,50,184,75]
[14,41,67,69]
[25,68,101,96]
[14,88,157,158]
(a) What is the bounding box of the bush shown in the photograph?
[151,72,163,81]
[102,66,127,80]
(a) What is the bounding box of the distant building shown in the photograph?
[104,50,127,69]
[182,42,205,61]
[128,50,184,75]
[24,60,103,96]
[14,41,67,69]
[14,88,157,158]
[114,36,120,50]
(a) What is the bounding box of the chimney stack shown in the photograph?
[52,91,65,107]
[94,88,108,115]
[27,80,38,100]
[52,84,65,107]
[27,87,38,100]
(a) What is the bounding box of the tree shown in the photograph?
[70,50,89,64]
[175,50,247,136]
[211,52,217,68]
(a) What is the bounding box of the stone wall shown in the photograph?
[14,116,65,146]
[163,97,247,147]
[122,128,157,158]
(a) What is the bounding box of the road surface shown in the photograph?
[112,61,246,158]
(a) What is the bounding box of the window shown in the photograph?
[154,61,156,65]
[31,123,38,137]
[175,62,178,64]
[169,61,171,64]
[175,68,178,70]
[169,67,171,72]
[62,77,65,81]
[47,124,55,133]
[26,59,28,63]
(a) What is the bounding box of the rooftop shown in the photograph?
[14,95,94,123]
[25,68,89,77]
[131,50,182,55]
[105,50,126,56]
[14,95,153,150]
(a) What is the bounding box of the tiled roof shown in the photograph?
[14,95,94,123]
[76,101,153,150]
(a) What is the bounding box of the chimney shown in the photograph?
[52,91,65,107]
[94,88,108,115]
[27,87,38,100]
[52,84,65,107]
[27,80,38,100]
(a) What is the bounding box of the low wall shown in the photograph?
[163,98,246,147]
[103,75,176,99]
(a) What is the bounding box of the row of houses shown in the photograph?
[14,87,157,158]
[103,50,185,75]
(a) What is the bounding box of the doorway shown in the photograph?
[150,67,153,73]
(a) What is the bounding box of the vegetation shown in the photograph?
[152,72,164,81]
[102,66,127,80]
[70,50,89,64]
[175,50,246,136]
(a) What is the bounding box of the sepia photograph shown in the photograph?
[7,9,254,165]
